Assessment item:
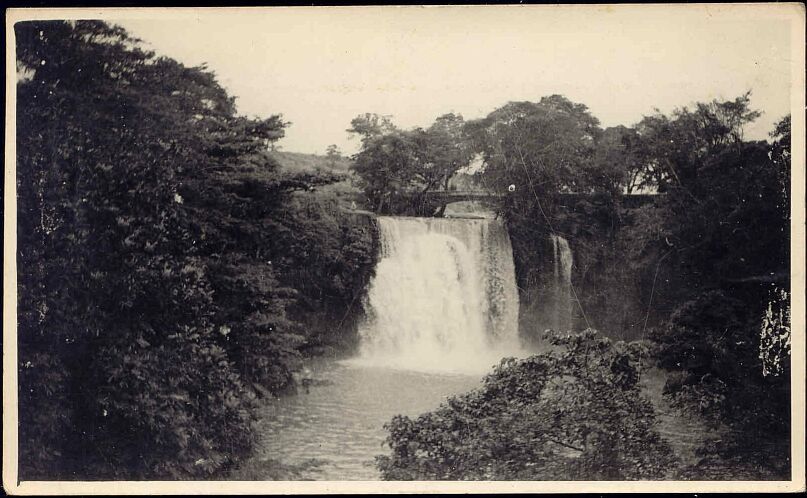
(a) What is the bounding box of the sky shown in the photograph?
[115,5,797,155]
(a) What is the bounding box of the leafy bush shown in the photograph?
[651,288,791,479]
[265,193,378,351]
[377,330,677,480]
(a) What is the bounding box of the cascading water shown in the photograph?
[550,234,574,332]
[353,216,522,374]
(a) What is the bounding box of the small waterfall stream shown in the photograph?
[353,216,523,374]
[550,234,574,332]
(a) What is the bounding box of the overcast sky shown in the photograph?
[116,5,796,155]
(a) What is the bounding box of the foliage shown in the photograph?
[325,144,342,167]
[377,331,677,480]
[412,113,474,193]
[16,20,261,478]
[351,130,418,212]
[177,141,329,395]
[594,125,644,194]
[346,112,397,144]
[15,20,377,480]
[261,192,379,352]
[350,113,474,214]
[270,150,353,175]
[631,93,762,192]
[633,107,792,477]
[462,93,791,478]
[466,96,603,206]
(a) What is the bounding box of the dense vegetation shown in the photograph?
[378,331,677,480]
[352,95,791,479]
[348,112,474,215]
[635,107,791,478]
[16,20,376,479]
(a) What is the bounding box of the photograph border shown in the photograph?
[3,4,805,494]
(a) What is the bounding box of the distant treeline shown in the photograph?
[269,150,353,175]
[16,20,377,479]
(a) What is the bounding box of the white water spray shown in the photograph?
[353,217,522,374]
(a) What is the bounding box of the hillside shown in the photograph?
[269,150,353,175]
[271,150,362,207]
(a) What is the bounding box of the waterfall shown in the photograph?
[353,216,522,374]
[550,234,573,332]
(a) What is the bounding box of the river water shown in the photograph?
[233,358,486,480]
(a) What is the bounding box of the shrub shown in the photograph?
[377,330,677,480]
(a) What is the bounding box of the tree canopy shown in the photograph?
[466,95,604,198]
[350,113,474,214]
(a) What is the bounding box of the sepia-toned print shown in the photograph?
[4,5,805,495]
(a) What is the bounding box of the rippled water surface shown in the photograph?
[234,358,485,480]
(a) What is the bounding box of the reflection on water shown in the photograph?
[232,358,485,480]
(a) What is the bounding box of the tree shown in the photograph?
[628,103,792,478]
[15,20,262,478]
[413,113,475,190]
[346,112,397,144]
[14,19,362,480]
[265,193,379,353]
[351,130,416,213]
[377,331,676,480]
[350,113,473,214]
[623,98,787,306]
[631,92,761,193]
[464,95,608,255]
[466,96,603,203]
[325,144,341,167]
[594,125,643,194]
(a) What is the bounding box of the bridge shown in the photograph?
[418,190,505,203]
[415,190,660,210]
[339,189,661,216]
[418,190,658,204]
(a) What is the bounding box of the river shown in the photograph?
[232,357,486,480]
